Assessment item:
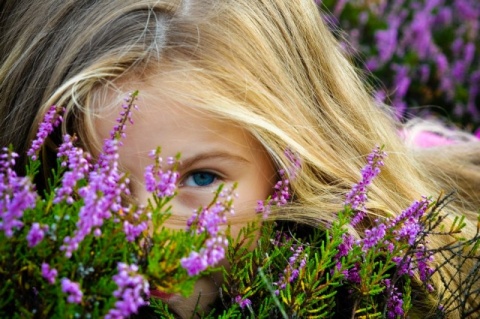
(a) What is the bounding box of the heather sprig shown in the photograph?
[256,149,300,219]
[181,185,236,276]
[105,263,150,319]
[61,278,83,304]
[273,244,308,295]
[0,147,37,237]
[345,145,387,226]
[41,262,58,284]
[54,134,91,204]
[144,147,180,199]
[27,105,64,160]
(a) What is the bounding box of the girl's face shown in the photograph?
[96,79,277,317]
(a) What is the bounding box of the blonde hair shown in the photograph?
[1,0,479,316]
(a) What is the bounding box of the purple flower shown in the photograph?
[54,135,91,204]
[144,149,179,198]
[392,64,411,99]
[343,263,361,284]
[455,0,479,20]
[375,28,398,63]
[0,149,37,237]
[391,197,431,227]
[235,295,252,309]
[26,223,48,247]
[180,251,208,277]
[122,206,149,242]
[123,220,147,242]
[180,236,228,276]
[336,233,354,258]
[256,170,290,219]
[105,263,149,319]
[362,223,386,251]
[435,53,449,75]
[419,64,431,83]
[41,263,58,284]
[345,146,387,226]
[273,244,307,295]
[182,187,235,276]
[435,7,453,25]
[256,149,300,219]
[187,201,228,236]
[384,279,404,318]
[284,148,302,179]
[407,11,435,59]
[61,278,83,304]
[393,255,415,277]
[110,93,138,140]
[27,105,64,160]
[415,245,435,285]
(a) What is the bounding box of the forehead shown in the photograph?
[94,82,264,164]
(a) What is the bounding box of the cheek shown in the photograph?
[174,189,215,213]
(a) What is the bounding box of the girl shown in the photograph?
[1,0,479,317]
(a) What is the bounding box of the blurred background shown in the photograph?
[318,0,479,135]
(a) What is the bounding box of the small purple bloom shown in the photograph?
[61,278,83,304]
[393,255,415,277]
[235,295,252,309]
[180,251,208,277]
[273,244,307,294]
[181,236,228,276]
[54,134,91,204]
[41,263,58,284]
[362,223,386,251]
[384,279,404,318]
[256,170,290,219]
[375,28,398,63]
[182,187,235,276]
[123,220,148,242]
[284,148,302,179]
[144,150,179,198]
[336,234,354,258]
[345,146,387,226]
[105,263,150,319]
[343,263,361,284]
[256,149,300,219]
[110,93,138,140]
[392,64,411,98]
[0,149,37,237]
[27,105,64,160]
[26,223,48,247]
[435,53,449,75]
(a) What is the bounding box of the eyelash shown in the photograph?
[181,170,220,188]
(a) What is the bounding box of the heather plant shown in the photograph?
[0,93,211,318]
[1,94,479,318]
[319,0,480,132]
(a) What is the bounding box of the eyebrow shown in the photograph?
[179,151,251,169]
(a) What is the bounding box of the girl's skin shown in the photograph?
[96,76,277,317]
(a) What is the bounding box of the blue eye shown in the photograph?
[183,171,218,187]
